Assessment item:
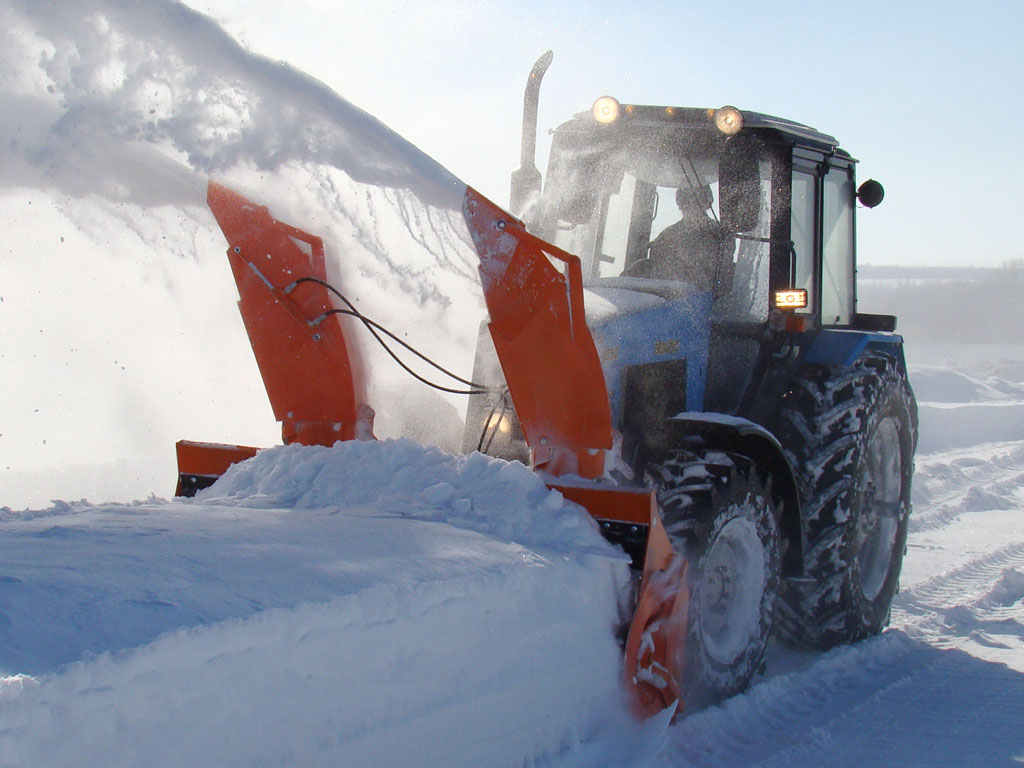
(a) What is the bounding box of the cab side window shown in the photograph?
[821,167,855,325]
[789,169,816,316]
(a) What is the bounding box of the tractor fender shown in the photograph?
[661,413,804,575]
[803,328,907,369]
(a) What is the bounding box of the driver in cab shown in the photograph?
[632,185,734,297]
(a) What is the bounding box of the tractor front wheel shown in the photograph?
[648,450,780,708]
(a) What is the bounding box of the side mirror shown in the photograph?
[857,179,885,208]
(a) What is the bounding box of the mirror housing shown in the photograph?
[857,179,885,208]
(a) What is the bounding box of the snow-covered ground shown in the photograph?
[1,443,647,767]
[2,2,1022,766]
[2,361,1023,767]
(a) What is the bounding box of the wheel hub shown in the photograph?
[698,515,766,665]
[856,415,902,602]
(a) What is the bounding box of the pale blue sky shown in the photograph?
[188,0,1023,267]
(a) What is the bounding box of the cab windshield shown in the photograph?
[538,123,776,322]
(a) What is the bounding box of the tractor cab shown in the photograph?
[527,98,879,335]
[517,98,887,434]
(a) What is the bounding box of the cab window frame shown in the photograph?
[776,147,858,328]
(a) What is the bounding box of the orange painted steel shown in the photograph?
[462,187,613,478]
[206,182,373,447]
[551,481,688,719]
[174,439,260,496]
[621,511,689,719]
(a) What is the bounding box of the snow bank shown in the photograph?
[0,555,632,767]
[911,363,1024,453]
[0,440,643,767]
[1,441,624,674]
[200,439,618,554]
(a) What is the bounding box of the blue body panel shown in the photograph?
[804,328,906,368]
[586,288,714,429]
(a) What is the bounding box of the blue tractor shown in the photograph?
[463,53,918,706]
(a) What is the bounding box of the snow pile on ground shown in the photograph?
[910,359,1024,452]
[200,439,617,553]
[0,441,647,767]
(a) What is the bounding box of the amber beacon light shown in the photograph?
[775,289,808,309]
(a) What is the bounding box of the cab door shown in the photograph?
[787,152,856,327]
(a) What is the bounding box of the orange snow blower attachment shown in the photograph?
[179,181,693,719]
[206,181,374,447]
[462,188,612,478]
[461,187,689,719]
[175,182,374,496]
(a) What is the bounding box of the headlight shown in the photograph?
[592,96,621,124]
[486,412,513,435]
[714,106,744,135]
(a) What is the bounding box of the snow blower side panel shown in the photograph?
[462,187,612,478]
[206,182,373,446]
[176,183,375,495]
[552,481,688,717]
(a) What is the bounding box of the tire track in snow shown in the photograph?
[910,441,1024,534]
[658,618,1024,767]
[894,541,1024,618]
[656,628,1024,768]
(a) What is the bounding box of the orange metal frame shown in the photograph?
[177,182,691,719]
[547,482,688,719]
[174,439,260,496]
[207,182,373,447]
[462,188,612,478]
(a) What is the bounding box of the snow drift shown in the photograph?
[1,440,645,767]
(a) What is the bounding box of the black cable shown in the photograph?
[286,276,495,396]
[477,389,513,453]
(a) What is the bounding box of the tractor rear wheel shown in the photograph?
[773,353,917,648]
[648,449,780,708]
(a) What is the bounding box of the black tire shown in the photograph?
[647,449,781,708]
[773,352,917,649]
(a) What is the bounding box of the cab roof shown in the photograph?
[564,102,845,156]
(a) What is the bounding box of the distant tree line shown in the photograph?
[857,261,1024,344]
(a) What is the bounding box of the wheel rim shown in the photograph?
[856,415,902,602]
[697,515,767,665]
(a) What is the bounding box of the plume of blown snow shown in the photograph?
[0,0,491,507]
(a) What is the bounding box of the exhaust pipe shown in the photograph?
[509,50,553,216]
